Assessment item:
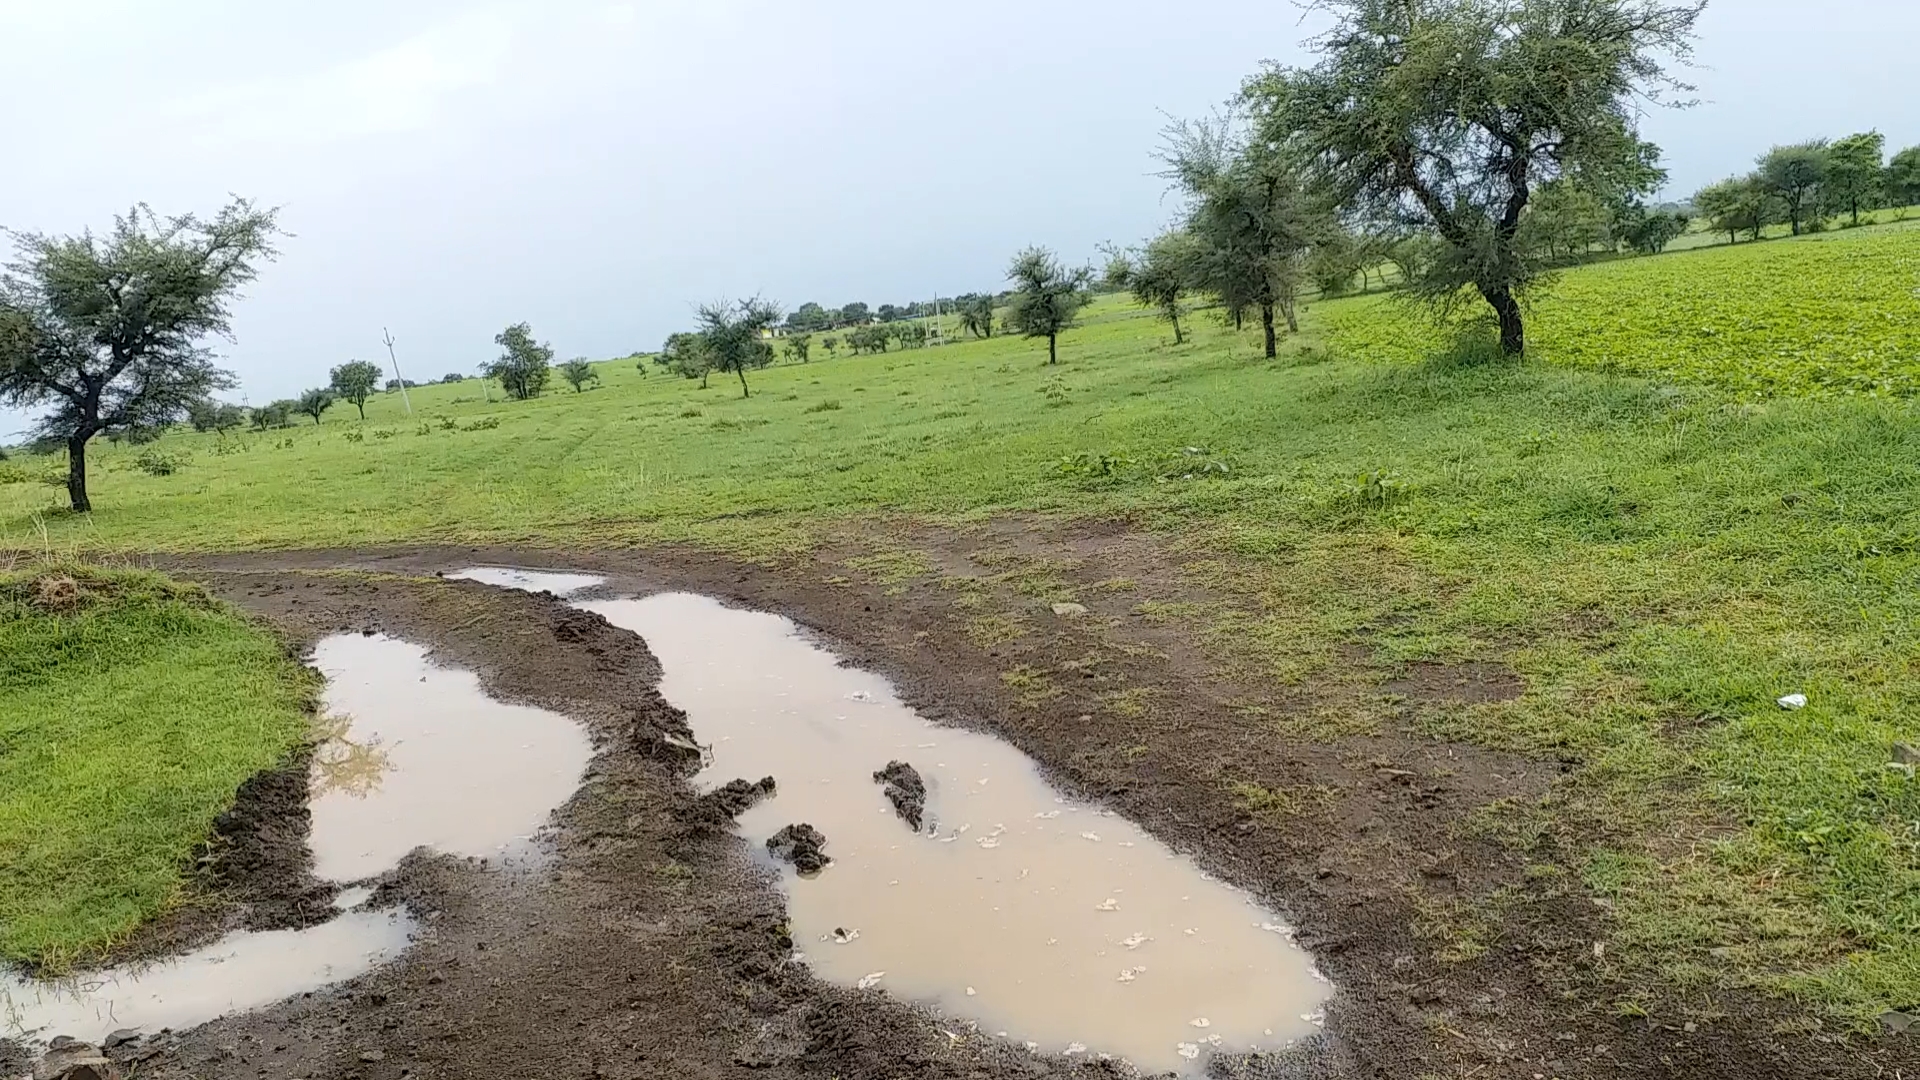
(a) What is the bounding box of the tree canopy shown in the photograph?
[296,387,335,425]
[330,359,383,420]
[1246,0,1703,355]
[559,357,599,392]
[486,322,554,400]
[1757,141,1830,236]
[1004,247,1092,365]
[1128,231,1201,345]
[0,197,279,510]
[695,298,781,398]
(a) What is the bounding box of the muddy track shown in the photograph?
[117,534,1910,1080]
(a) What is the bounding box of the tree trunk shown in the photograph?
[355,401,366,420]
[1171,312,1183,345]
[1282,300,1299,334]
[737,365,751,398]
[1047,333,1057,365]
[1483,287,1525,355]
[1260,303,1277,359]
[66,432,91,513]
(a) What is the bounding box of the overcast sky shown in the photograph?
[2,0,1915,436]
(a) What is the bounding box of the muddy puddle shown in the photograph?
[308,633,594,882]
[514,580,1331,1074]
[3,631,592,1047]
[0,909,412,1045]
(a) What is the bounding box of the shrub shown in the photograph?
[135,449,189,476]
[803,400,842,413]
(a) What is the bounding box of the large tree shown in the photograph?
[1825,131,1885,226]
[296,387,335,425]
[1694,176,1775,243]
[485,322,554,400]
[1889,147,1920,213]
[0,199,279,511]
[330,359,383,420]
[1003,247,1092,365]
[658,331,714,387]
[559,357,599,392]
[1247,0,1701,356]
[1128,230,1201,344]
[1160,116,1323,357]
[1757,142,1830,236]
[696,298,781,398]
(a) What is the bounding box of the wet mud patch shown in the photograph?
[114,568,1210,1080]
[1382,659,1525,705]
[157,539,1920,1080]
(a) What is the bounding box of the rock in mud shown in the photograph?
[766,823,831,874]
[33,1040,118,1080]
[871,761,927,831]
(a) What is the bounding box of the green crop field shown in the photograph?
[1327,219,1920,397]
[0,567,311,970]
[6,224,1920,1022]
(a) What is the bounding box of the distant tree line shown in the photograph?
[1694,133,1920,243]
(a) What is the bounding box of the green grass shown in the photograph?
[0,566,312,969]
[5,226,1920,1022]
[1326,219,1920,397]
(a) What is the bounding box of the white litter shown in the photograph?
[1095,898,1120,912]
[966,986,977,996]
[1065,1042,1087,1055]
[857,971,886,990]
[1190,1018,1211,1028]
[1778,693,1808,710]
[1120,932,1149,950]
[1081,832,1102,842]
[1176,1043,1201,1060]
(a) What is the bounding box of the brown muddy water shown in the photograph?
[556,585,1331,1074]
[2,632,592,1046]
[308,633,593,882]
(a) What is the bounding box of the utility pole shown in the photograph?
[383,328,413,417]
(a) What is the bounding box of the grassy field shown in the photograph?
[0,566,312,970]
[1329,218,1920,397]
[4,223,1920,1021]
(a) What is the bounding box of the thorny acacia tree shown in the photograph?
[330,359,383,419]
[696,298,781,398]
[1160,115,1324,358]
[1247,0,1703,356]
[1004,247,1091,365]
[1128,231,1202,345]
[486,322,554,400]
[0,199,279,511]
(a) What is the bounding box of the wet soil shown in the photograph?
[131,527,1919,1080]
[873,761,927,831]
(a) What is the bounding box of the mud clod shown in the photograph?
[871,761,927,831]
[549,606,611,643]
[766,824,831,874]
[685,777,778,834]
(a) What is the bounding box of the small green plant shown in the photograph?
[678,407,704,419]
[460,417,501,432]
[415,422,433,436]
[342,430,365,443]
[1517,429,1556,458]
[210,436,246,457]
[803,400,842,414]
[1347,469,1404,508]
[437,416,458,432]
[372,429,397,440]
[1040,377,1070,406]
[1056,451,1135,481]
[134,449,189,477]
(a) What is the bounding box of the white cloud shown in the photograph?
[165,6,519,148]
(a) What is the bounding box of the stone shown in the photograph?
[33,1042,118,1080]
[1894,742,1920,766]
[1050,602,1090,617]
[101,1031,139,1051]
